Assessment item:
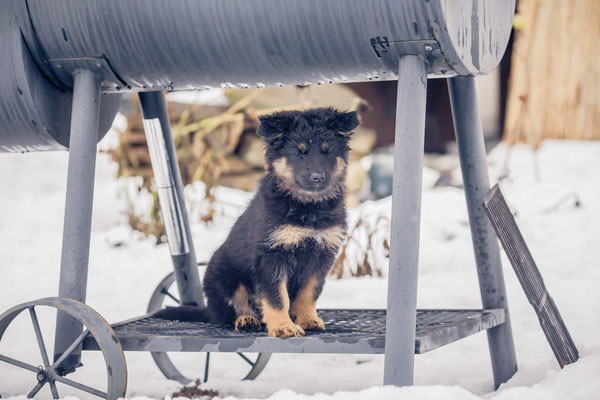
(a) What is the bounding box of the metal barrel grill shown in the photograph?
[0,1,517,399]
[0,0,514,152]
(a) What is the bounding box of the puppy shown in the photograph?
[157,107,358,338]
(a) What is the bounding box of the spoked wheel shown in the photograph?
[0,297,127,399]
[147,268,271,384]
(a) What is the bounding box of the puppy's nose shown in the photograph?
[311,172,325,183]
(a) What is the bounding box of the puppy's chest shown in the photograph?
[267,223,345,250]
[265,202,346,250]
[267,210,345,250]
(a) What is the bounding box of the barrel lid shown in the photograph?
[428,0,516,76]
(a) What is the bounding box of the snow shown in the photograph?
[166,89,230,107]
[1,140,599,399]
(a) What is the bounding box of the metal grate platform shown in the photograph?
[83,309,504,355]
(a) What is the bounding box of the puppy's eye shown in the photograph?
[298,143,308,158]
[320,142,330,154]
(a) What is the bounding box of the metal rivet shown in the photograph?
[96,62,102,69]
[36,365,45,382]
[424,45,433,51]
[55,64,62,69]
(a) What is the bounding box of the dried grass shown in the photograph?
[330,213,390,278]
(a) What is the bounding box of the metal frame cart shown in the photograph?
[0,1,517,398]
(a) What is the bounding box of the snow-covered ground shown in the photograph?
[0,140,599,399]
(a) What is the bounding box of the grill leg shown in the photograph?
[448,76,517,388]
[53,69,101,373]
[139,91,205,307]
[383,55,427,386]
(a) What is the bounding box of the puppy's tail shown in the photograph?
[151,305,211,323]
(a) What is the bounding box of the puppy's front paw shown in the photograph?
[235,315,261,332]
[297,316,325,331]
[267,321,305,338]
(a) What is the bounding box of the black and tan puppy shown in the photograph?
[158,107,358,338]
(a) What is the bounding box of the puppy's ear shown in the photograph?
[327,110,359,136]
[257,112,294,140]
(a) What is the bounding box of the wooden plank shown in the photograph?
[504,0,600,146]
[483,184,579,367]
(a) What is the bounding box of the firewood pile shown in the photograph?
[111,92,262,193]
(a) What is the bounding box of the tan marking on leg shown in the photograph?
[228,284,257,317]
[272,157,294,185]
[260,280,305,338]
[291,276,325,331]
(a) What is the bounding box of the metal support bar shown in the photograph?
[383,55,428,386]
[138,91,205,307]
[53,69,101,372]
[447,76,517,388]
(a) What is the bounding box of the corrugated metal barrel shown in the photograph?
[1,0,515,152]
